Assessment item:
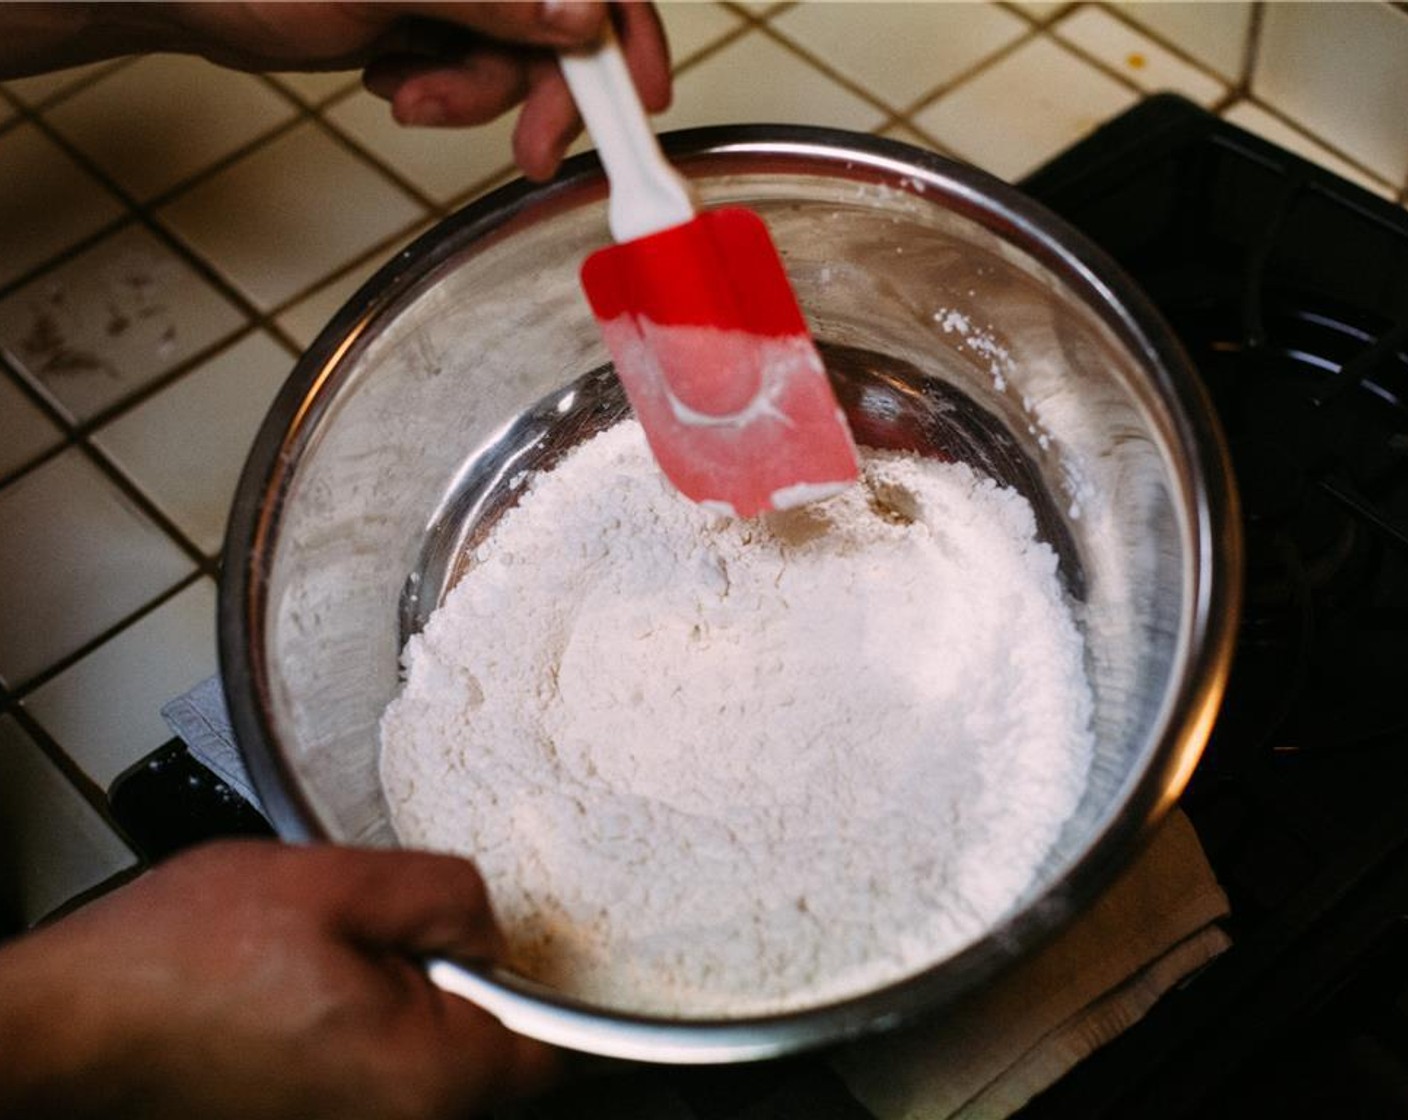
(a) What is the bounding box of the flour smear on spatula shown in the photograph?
[379,420,1094,1017]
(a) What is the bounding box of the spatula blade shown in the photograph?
[581,207,858,518]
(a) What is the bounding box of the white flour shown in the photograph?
[379,420,1094,1017]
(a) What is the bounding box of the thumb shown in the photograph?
[313,847,562,1106]
[319,846,506,963]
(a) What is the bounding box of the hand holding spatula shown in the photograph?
[560,26,859,518]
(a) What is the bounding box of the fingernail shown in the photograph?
[542,0,601,37]
[401,97,449,127]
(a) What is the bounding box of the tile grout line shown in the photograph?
[899,24,1043,126]
[1081,1,1400,201]
[0,60,308,302]
[1235,0,1403,199]
[1052,9,1220,102]
[0,68,463,728]
[1,76,430,349]
[0,212,135,308]
[671,8,766,81]
[70,442,217,574]
[1,95,290,298]
[6,670,155,875]
[7,571,213,707]
[0,208,283,555]
[37,861,148,926]
[753,19,924,126]
[1094,1,1247,95]
[0,57,136,114]
[1044,6,1392,199]
[0,67,564,361]
[729,0,1058,157]
[1238,0,1267,97]
[996,0,1077,30]
[0,316,269,453]
[0,351,77,488]
[0,364,220,702]
[266,77,450,219]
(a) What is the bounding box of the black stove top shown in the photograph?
[109,95,1408,1115]
[1017,93,1408,1117]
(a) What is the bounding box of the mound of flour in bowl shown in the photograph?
[379,419,1094,1017]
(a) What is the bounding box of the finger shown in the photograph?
[364,47,532,128]
[430,992,563,1107]
[412,1017,560,1118]
[320,847,504,961]
[513,56,582,180]
[513,4,671,179]
[614,1,673,113]
[370,1,609,50]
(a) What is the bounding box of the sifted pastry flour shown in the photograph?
[379,419,1094,1016]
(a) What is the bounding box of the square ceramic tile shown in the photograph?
[659,2,747,66]
[325,88,515,205]
[653,30,886,135]
[0,714,138,923]
[2,60,129,107]
[0,123,125,292]
[0,373,64,480]
[24,579,218,790]
[773,1,1028,109]
[1222,101,1397,202]
[45,54,298,203]
[269,69,361,107]
[94,331,295,554]
[914,35,1138,182]
[1254,1,1408,188]
[0,449,194,687]
[1053,7,1227,107]
[1111,1,1252,83]
[275,252,398,349]
[157,121,428,311]
[0,224,247,423]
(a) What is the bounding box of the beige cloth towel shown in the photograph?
[833,810,1230,1119]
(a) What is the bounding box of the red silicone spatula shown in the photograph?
[560,31,858,518]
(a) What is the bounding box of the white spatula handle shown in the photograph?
[559,26,695,243]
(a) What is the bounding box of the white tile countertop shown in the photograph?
[1,1,1406,926]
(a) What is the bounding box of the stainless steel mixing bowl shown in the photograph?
[220,126,1240,1064]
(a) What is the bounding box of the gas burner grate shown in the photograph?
[1168,296,1408,765]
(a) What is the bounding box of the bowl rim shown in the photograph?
[218,123,1242,1063]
